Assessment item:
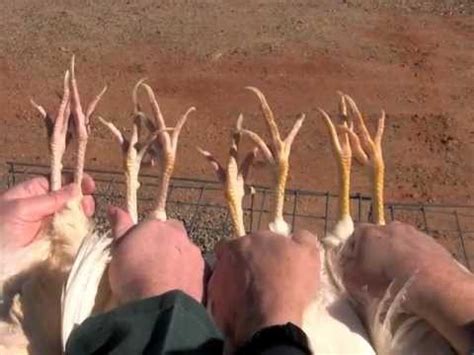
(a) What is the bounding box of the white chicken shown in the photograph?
[61,79,195,348]
[334,95,456,355]
[200,88,461,354]
[2,60,462,354]
[200,88,374,353]
[0,56,106,355]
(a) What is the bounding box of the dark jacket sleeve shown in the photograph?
[66,290,224,355]
[235,323,312,355]
[255,345,309,355]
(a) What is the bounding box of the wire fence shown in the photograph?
[3,161,473,270]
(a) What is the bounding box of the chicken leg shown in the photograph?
[99,80,158,224]
[198,115,257,237]
[139,82,195,221]
[31,70,71,192]
[241,87,304,235]
[13,56,106,355]
[32,57,107,190]
[339,95,386,225]
[70,56,108,190]
[318,92,355,246]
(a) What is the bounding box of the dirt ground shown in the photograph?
[0,0,473,206]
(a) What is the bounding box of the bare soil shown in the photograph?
[0,0,473,206]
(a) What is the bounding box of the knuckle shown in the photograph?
[233,234,252,250]
[293,228,317,245]
[355,223,373,236]
[215,239,233,259]
[357,229,370,243]
[389,220,415,235]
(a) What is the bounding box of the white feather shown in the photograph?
[363,278,454,355]
[0,199,93,355]
[303,252,376,353]
[322,214,354,248]
[269,217,291,236]
[302,215,376,354]
[61,230,112,350]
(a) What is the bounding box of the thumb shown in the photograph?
[107,205,134,239]
[214,239,231,261]
[18,184,78,220]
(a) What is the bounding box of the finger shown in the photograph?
[1,176,50,201]
[207,262,227,300]
[340,234,358,262]
[61,172,74,185]
[214,239,231,260]
[80,174,96,195]
[16,183,78,219]
[62,173,96,195]
[82,195,95,217]
[341,223,376,261]
[107,205,134,239]
[207,268,222,319]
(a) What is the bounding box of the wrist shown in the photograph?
[408,264,474,354]
[236,323,311,355]
[235,306,304,346]
[408,262,473,323]
[259,311,303,330]
[116,278,164,303]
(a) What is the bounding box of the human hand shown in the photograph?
[107,207,205,304]
[208,230,320,347]
[0,175,95,251]
[341,221,474,354]
[340,221,466,303]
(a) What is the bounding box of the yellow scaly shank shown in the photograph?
[69,55,108,189]
[31,55,107,193]
[134,82,195,221]
[98,117,157,224]
[318,92,355,246]
[198,115,257,238]
[339,94,386,225]
[31,70,70,192]
[22,56,107,355]
[241,87,304,236]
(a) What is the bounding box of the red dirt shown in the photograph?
[0,1,473,205]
